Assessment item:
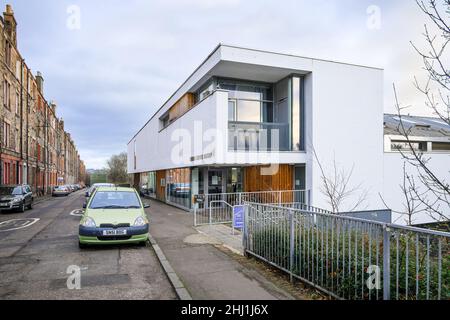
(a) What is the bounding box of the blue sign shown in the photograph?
[233,205,245,230]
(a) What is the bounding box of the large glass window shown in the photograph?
[226,168,243,193]
[292,77,302,151]
[236,100,261,122]
[166,168,191,209]
[217,79,273,101]
[220,77,305,152]
[221,79,273,123]
[147,172,156,198]
[228,100,236,121]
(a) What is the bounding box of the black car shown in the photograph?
[0,185,33,212]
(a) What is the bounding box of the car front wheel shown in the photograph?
[19,203,25,213]
[78,241,87,249]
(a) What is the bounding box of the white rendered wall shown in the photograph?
[383,152,450,225]
[128,91,222,173]
[308,60,384,212]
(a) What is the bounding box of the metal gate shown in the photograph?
[193,190,309,226]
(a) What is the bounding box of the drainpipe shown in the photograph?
[25,69,29,185]
[20,59,24,182]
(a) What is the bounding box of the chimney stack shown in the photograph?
[3,4,17,47]
[50,101,57,114]
[36,71,44,95]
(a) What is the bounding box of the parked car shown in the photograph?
[52,185,70,197]
[85,183,115,198]
[0,185,33,212]
[78,186,150,248]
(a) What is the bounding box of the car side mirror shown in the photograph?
[143,203,150,209]
[82,202,87,209]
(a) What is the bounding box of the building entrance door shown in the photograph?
[294,165,306,203]
[208,169,225,194]
[226,167,243,193]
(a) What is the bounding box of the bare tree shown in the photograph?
[106,152,128,184]
[313,149,368,213]
[393,0,450,222]
[380,162,427,225]
[412,0,450,122]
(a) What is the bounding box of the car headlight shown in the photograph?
[12,197,23,203]
[133,216,148,227]
[82,217,96,228]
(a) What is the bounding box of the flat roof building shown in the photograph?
[128,44,386,215]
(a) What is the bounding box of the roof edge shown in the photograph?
[128,43,385,145]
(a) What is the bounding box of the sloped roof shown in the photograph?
[384,114,450,138]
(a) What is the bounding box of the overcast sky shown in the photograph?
[1,0,440,169]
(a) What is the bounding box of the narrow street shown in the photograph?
[0,191,176,300]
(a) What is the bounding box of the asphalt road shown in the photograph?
[0,190,176,300]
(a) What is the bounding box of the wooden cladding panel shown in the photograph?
[156,170,166,202]
[244,165,294,202]
[168,93,195,121]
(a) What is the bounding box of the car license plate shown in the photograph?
[0,203,9,207]
[102,229,127,236]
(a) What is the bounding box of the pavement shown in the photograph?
[195,224,243,255]
[149,200,295,300]
[0,190,176,300]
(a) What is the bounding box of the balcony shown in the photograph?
[228,121,290,151]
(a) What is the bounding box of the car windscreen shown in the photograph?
[0,187,23,195]
[89,191,141,209]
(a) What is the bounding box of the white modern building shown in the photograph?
[382,114,450,225]
[128,44,388,213]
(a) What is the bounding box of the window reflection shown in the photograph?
[166,168,191,208]
[292,77,301,151]
[139,172,156,198]
[237,100,261,122]
[228,100,236,121]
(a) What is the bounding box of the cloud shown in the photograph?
[2,0,441,168]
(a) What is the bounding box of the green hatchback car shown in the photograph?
[78,187,150,248]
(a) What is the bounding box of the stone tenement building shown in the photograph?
[0,5,86,194]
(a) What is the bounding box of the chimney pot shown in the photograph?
[36,71,44,94]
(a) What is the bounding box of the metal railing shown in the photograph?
[193,190,309,226]
[243,202,450,300]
